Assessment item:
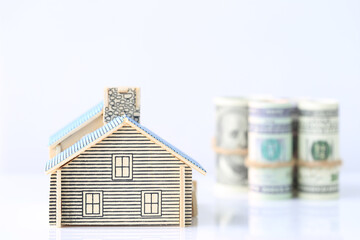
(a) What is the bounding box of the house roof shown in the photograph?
[49,102,103,146]
[45,115,206,175]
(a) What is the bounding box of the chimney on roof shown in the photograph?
[103,87,140,123]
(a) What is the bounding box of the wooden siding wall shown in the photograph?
[49,172,57,225]
[49,124,193,226]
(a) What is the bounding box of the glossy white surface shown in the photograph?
[0,174,358,240]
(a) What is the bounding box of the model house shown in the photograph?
[46,87,206,227]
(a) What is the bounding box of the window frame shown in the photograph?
[141,190,162,217]
[112,154,133,181]
[82,191,103,217]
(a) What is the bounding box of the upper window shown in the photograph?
[112,154,133,180]
[82,191,103,217]
[141,191,162,216]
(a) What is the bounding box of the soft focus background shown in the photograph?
[1,0,359,177]
[0,1,359,239]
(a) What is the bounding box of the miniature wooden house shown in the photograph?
[46,88,206,227]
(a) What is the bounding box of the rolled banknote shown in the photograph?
[214,97,248,192]
[297,99,341,199]
[247,99,294,200]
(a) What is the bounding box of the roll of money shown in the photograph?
[297,99,341,199]
[248,99,294,200]
[214,97,248,192]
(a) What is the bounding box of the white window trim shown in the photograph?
[82,191,103,217]
[141,190,162,216]
[112,154,133,180]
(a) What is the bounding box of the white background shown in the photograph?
[1,0,359,176]
[0,1,359,239]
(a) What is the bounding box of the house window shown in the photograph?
[112,154,133,180]
[82,191,103,217]
[141,191,162,216]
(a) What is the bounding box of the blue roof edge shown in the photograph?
[46,115,206,174]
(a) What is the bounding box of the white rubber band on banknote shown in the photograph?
[212,138,248,156]
[297,159,342,168]
[245,159,296,168]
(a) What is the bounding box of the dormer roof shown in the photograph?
[49,102,104,146]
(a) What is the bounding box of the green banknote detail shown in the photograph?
[311,141,331,161]
[261,139,281,161]
[331,173,339,182]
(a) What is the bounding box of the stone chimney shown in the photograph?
[103,87,140,123]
